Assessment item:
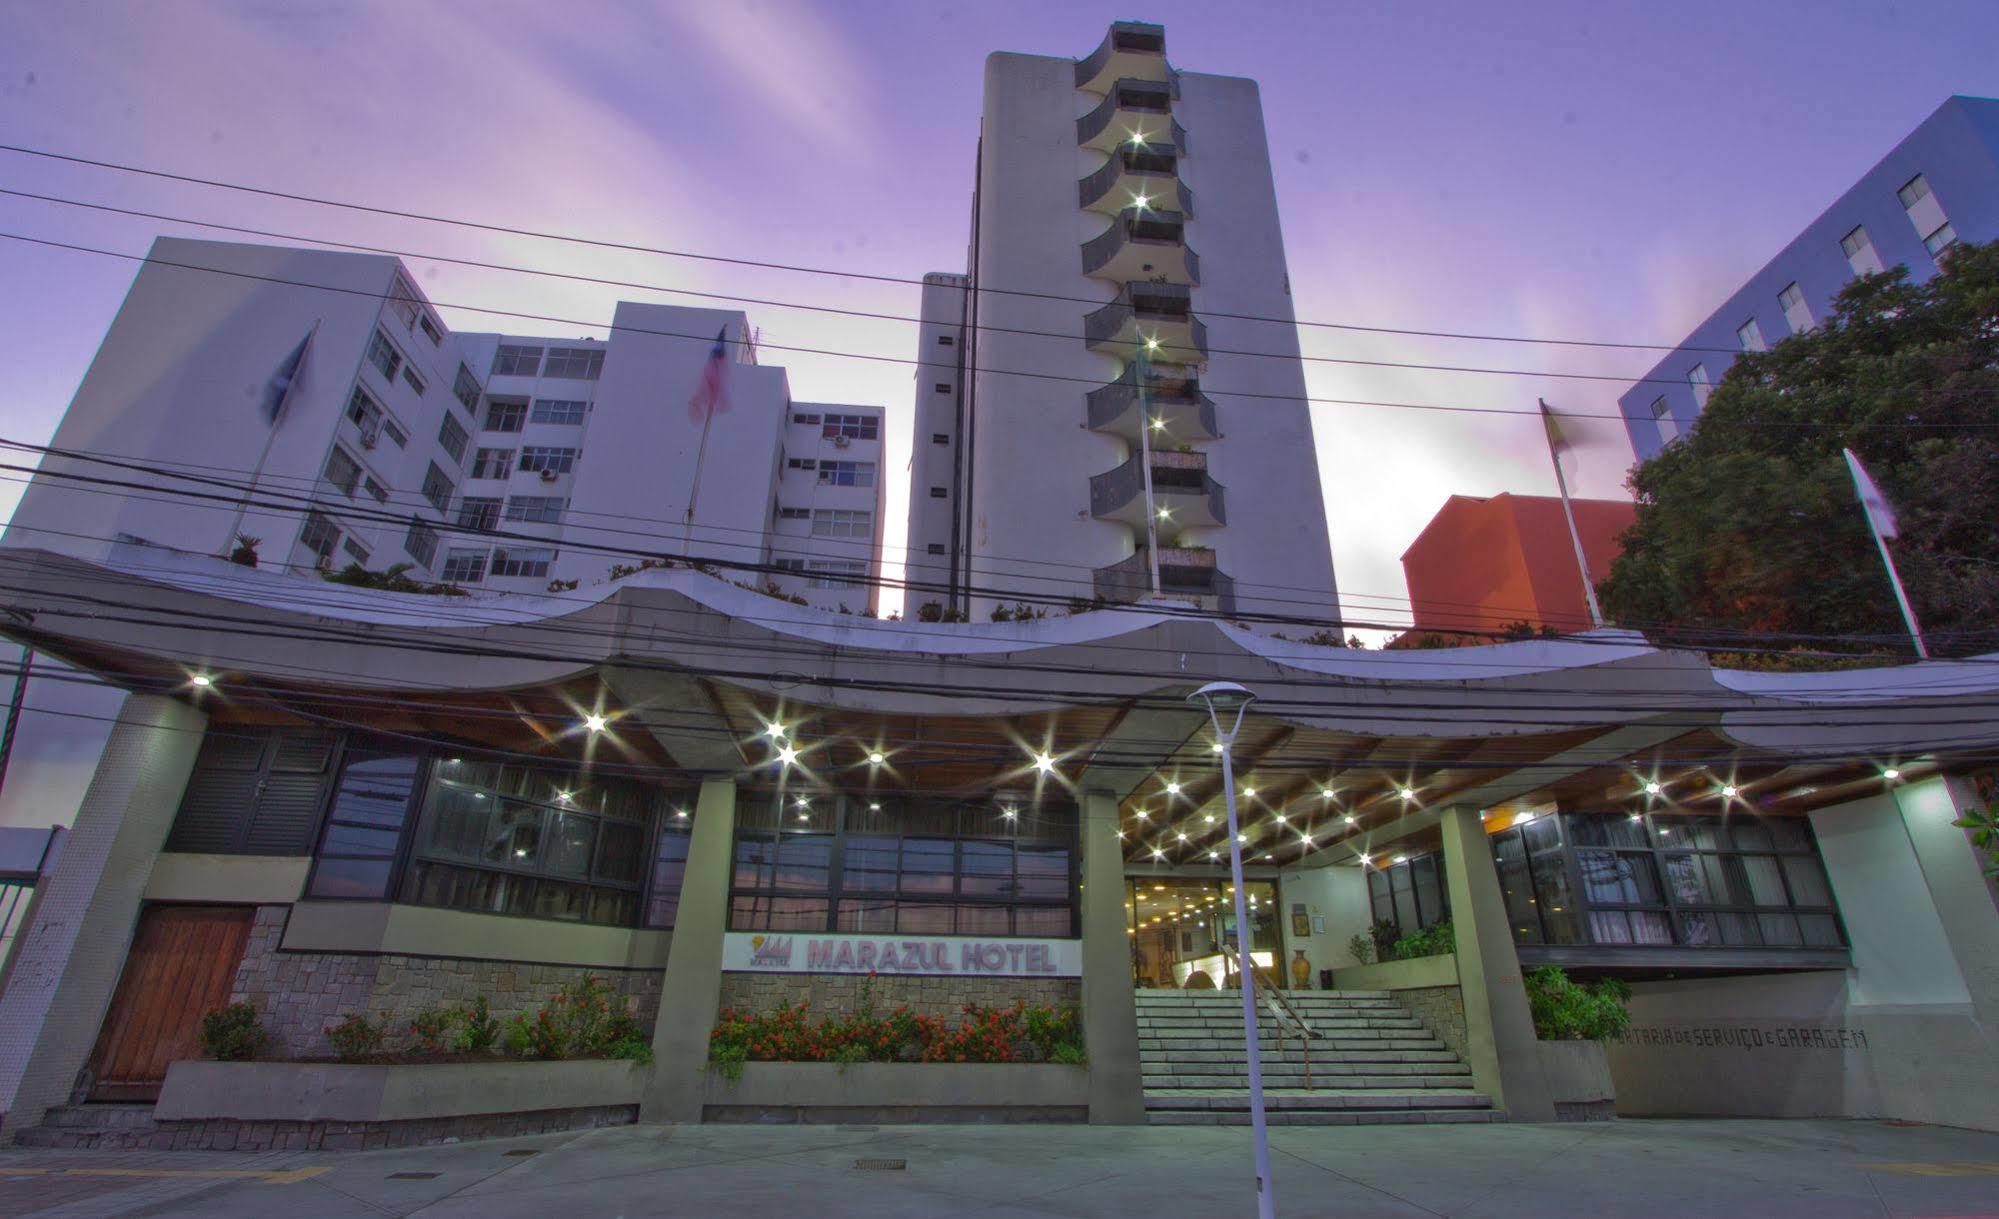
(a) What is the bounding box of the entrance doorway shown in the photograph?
[85,905,254,1101]
[1126,877,1280,988]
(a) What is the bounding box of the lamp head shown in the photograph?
[1188,680,1257,743]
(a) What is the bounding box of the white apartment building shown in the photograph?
[908,22,1341,623]
[5,238,884,613]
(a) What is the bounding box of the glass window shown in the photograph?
[812,509,873,538]
[299,509,339,564]
[1841,225,1885,276]
[492,345,542,377]
[347,387,381,430]
[453,364,482,413]
[489,547,555,578]
[807,561,867,589]
[382,418,409,449]
[456,497,502,531]
[485,399,527,433]
[820,413,879,440]
[440,548,487,584]
[1897,174,1931,208]
[1648,395,1679,445]
[323,446,362,496]
[421,463,454,512]
[541,348,603,380]
[401,364,427,397]
[404,518,439,567]
[361,475,389,504]
[1736,318,1766,353]
[645,822,692,927]
[504,496,566,524]
[1688,363,1713,408]
[1923,221,1958,259]
[308,751,421,899]
[1492,828,1541,943]
[818,461,876,487]
[438,413,470,463]
[519,447,578,474]
[530,399,588,425]
[366,329,402,382]
[470,448,514,480]
[1779,282,1814,333]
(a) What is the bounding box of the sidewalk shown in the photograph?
[3,1117,1998,1217]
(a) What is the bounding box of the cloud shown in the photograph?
[666,0,883,164]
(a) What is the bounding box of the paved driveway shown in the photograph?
[4,1118,1998,1217]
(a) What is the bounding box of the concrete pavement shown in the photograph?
[3,1118,1998,1217]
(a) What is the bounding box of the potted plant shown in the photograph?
[1524,965,1628,1120]
[228,534,260,568]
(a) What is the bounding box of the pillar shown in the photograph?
[1080,789,1144,1123]
[1438,805,1555,1121]
[642,776,738,1123]
[0,693,206,1139]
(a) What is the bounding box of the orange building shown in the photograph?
[1399,493,1637,637]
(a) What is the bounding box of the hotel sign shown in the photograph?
[721,931,1082,977]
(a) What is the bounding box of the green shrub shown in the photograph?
[452,995,502,1055]
[1049,1042,1087,1066]
[1346,934,1376,966]
[199,1002,267,1061]
[1391,920,1455,960]
[324,1014,387,1062]
[707,999,1083,1070]
[408,1006,459,1056]
[1369,920,1402,962]
[605,1036,654,1065]
[1524,966,1631,1041]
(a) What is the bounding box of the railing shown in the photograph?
[1261,986,1326,1091]
[1077,147,1193,217]
[1074,22,1174,92]
[1084,366,1220,437]
[1080,210,1198,281]
[1092,548,1233,611]
[1081,285,1203,353]
[1076,84,1189,148]
[1088,453,1227,526]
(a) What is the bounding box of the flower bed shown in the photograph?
[708,989,1084,1080]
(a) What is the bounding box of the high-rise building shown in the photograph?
[5,238,887,613]
[907,22,1340,623]
[1620,95,1999,461]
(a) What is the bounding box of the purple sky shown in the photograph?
[4,1,1997,630]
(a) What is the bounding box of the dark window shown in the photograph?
[323,447,362,496]
[937,334,955,347]
[366,330,402,383]
[934,383,951,393]
[418,314,443,345]
[300,509,340,564]
[821,413,879,440]
[421,463,455,512]
[540,347,603,380]
[455,497,502,531]
[453,364,482,413]
[382,419,409,449]
[470,448,513,480]
[490,547,554,578]
[401,364,427,397]
[438,414,470,462]
[932,434,949,445]
[1366,852,1450,936]
[404,518,440,566]
[440,548,487,583]
[926,543,945,555]
[492,345,542,377]
[485,399,527,433]
[776,506,811,520]
[929,486,947,498]
[341,537,371,565]
[167,727,338,856]
[519,447,578,475]
[361,475,389,504]
[819,462,874,487]
[307,750,422,899]
[503,496,566,524]
[728,794,1078,936]
[347,387,381,430]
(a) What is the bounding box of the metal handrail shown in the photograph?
[1259,984,1324,1091]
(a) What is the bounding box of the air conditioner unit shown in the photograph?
[539,467,560,483]
[313,552,333,571]
[831,435,851,448]
[358,427,379,449]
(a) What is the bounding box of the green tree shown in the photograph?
[1600,241,1999,655]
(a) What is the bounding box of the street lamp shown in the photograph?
[1187,679,1275,1219]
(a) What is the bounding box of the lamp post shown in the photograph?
[1188,679,1274,1219]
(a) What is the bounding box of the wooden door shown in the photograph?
[85,905,254,1101]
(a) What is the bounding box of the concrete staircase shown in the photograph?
[1137,990,1502,1126]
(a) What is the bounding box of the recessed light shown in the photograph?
[583,714,608,733]
[1643,781,1663,796]
[1721,785,1739,799]
[867,751,886,766]
[1882,768,1902,780]
[1397,787,1415,801]
[189,673,213,688]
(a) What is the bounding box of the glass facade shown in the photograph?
[1126,878,1280,988]
[726,793,1078,937]
[1366,853,1449,937]
[1490,811,1844,951]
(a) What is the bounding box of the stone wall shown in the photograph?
[230,906,663,1058]
[717,972,1082,1022]
[22,1102,637,1151]
[1396,984,1469,1062]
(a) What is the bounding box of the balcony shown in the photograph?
[1094,546,1235,611]
[1075,22,1175,95]
[1081,209,1199,286]
[1089,450,1225,530]
[1085,361,1218,443]
[1083,283,1208,363]
[1078,80,1189,154]
[1078,145,1194,217]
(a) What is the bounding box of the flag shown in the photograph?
[688,328,731,423]
[261,325,317,425]
[1843,448,1900,539]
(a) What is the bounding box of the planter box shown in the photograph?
[1330,952,1458,992]
[701,1062,1089,1124]
[1536,1040,1617,1121]
[156,1059,649,1124]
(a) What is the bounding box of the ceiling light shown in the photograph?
[1882,767,1902,780]
[1156,507,1171,520]
[1393,854,1408,864]
[583,714,608,733]
[1628,813,1642,823]
[1343,814,1357,825]
[1236,833,1248,843]
[1319,788,1335,800]
[1643,781,1663,796]
[189,673,213,688]
[867,751,886,766]
[763,721,787,740]
[794,796,810,807]
[1002,805,1019,820]
[1150,417,1166,431]
[869,801,882,812]
[1151,848,1165,859]
[1241,786,1256,799]
[1032,751,1058,775]
[1721,785,1739,799]
[1134,809,1149,821]
[674,808,688,819]
[1208,850,1219,860]
[1176,832,1190,842]
[776,744,799,767]
[1132,193,1151,209]
[1397,787,1416,801]
[1165,781,1181,795]
[798,813,810,822]
[1202,813,1216,824]
[556,791,572,804]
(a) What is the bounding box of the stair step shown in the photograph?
[1144,1089,1490,1110]
[1148,1108,1505,1127]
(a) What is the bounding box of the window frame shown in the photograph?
[492,345,543,378]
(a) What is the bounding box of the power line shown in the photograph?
[0,142,1745,356]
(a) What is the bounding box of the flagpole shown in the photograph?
[222,319,319,558]
[1135,343,1162,598]
[1844,449,1929,660]
[1540,399,1605,630]
[682,407,716,559]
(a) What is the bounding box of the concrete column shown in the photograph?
[1079,789,1144,1123]
[0,693,206,1139]
[1438,805,1554,1121]
[642,776,737,1123]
